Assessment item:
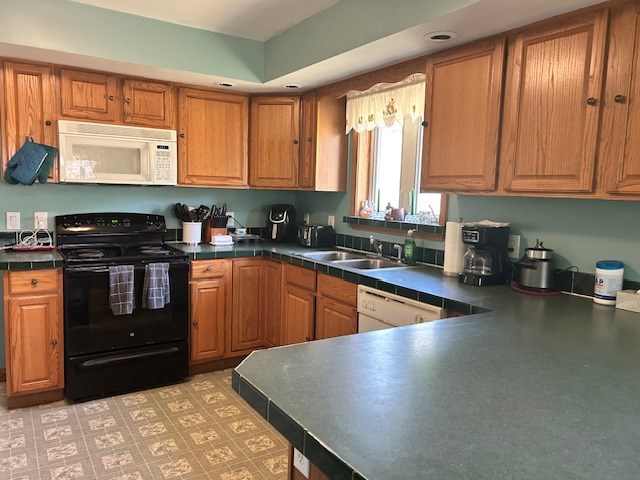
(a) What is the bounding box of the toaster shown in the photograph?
[297,224,335,247]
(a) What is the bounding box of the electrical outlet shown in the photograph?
[292,448,310,478]
[226,212,235,228]
[303,213,310,223]
[34,212,48,230]
[6,212,20,230]
[327,215,335,228]
[507,234,521,259]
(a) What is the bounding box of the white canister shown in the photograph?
[594,260,624,305]
[182,221,202,245]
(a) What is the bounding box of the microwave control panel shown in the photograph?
[152,144,176,184]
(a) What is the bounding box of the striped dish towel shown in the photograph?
[142,262,170,309]
[108,265,135,315]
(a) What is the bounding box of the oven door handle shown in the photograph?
[79,346,180,369]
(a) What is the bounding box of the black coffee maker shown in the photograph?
[266,204,297,242]
[458,223,510,286]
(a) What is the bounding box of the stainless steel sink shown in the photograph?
[332,258,405,270]
[298,250,364,262]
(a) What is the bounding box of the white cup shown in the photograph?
[182,222,202,245]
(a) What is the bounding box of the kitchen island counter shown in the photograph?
[233,274,640,479]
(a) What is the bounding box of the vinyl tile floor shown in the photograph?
[0,370,289,480]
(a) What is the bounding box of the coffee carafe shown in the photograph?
[458,223,510,286]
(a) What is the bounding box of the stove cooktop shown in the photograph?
[61,244,187,264]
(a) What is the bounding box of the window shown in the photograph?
[371,115,442,224]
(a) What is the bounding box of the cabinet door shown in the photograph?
[501,11,608,193]
[178,87,249,187]
[231,259,265,352]
[249,96,300,188]
[190,278,227,362]
[123,79,176,128]
[299,92,317,189]
[315,296,357,340]
[6,293,62,395]
[264,260,283,347]
[282,284,315,345]
[421,38,505,191]
[60,68,120,122]
[2,61,57,180]
[601,3,640,195]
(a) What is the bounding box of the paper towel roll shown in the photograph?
[443,221,466,276]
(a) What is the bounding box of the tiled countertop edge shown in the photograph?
[232,368,366,480]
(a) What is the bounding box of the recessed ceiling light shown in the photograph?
[283,84,301,89]
[217,82,235,88]
[424,31,458,42]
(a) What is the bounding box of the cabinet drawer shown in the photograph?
[317,273,357,306]
[190,260,228,279]
[283,264,316,291]
[7,269,59,295]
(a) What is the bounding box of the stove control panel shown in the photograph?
[56,213,166,235]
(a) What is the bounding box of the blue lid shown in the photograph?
[596,260,623,269]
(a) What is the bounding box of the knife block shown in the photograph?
[203,218,228,243]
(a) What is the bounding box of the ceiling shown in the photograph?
[5,0,605,92]
[69,0,342,41]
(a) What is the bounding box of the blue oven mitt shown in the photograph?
[36,143,58,184]
[6,139,49,185]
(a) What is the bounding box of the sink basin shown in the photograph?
[332,258,405,270]
[298,250,364,262]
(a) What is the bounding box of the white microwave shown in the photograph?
[58,120,177,185]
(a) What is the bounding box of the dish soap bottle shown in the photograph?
[404,229,416,265]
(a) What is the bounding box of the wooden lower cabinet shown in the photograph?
[189,260,230,363]
[315,273,357,340]
[230,258,265,353]
[264,260,283,347]
[4,269,63,408]
[282,264,316,345]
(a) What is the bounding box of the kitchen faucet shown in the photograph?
[369,235,383,256]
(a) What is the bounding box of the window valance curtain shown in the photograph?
[345,73,425,133]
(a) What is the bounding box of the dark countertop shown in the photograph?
[223,245,640,479]
[0,249,63,270]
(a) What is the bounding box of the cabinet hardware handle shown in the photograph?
[180,133,185,138]
[45,120,52,126]
[31,279,38,286]
[51,339,58,346]
[307,137,312,142]
[614,94,626,103]
[586,97,597,106]
[421,120,429,127]
[206,266,213,272]
[125,98,131,104]
[305,336,311,342]
[192,321,198,327]
[108,95,115,101]
[293,139,299,145]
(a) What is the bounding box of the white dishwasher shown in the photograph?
[357,285,445,332]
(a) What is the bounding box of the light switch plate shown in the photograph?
[34,211,48,230]
[327,215,335,228]
[226,212,235,228]
[6,212,20,230]
[507,234,521,260]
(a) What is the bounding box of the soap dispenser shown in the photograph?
[404,229,416,265]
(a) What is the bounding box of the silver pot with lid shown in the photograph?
[516,239,556,291]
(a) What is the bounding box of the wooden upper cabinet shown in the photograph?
[500,11,608,193]
[123,79,176,128]
[421,37,506,192]
[300,91,348,191]
[249,96,300,188]
[178,87,249,187]
[599,2,640,196]
[2,61,58,179]
[60,68,120,122]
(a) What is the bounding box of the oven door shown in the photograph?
[64,260,189,356]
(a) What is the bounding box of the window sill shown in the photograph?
[343,216,445,241]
